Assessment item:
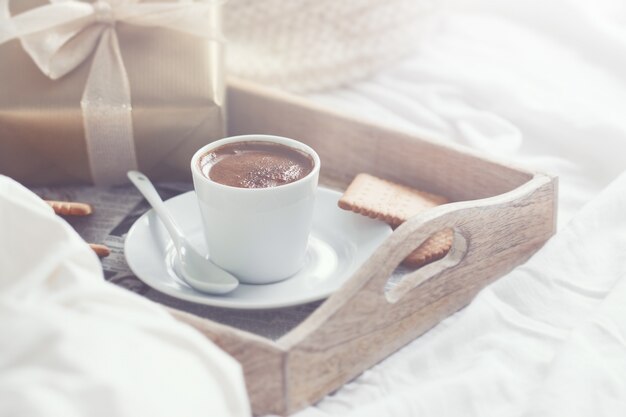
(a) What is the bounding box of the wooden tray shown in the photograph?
[170,79,558,416]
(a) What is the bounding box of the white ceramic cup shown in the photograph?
[190,134,321,284]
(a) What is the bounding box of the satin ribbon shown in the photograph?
[0,0,222,185]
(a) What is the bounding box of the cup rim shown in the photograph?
[190,134,321,192]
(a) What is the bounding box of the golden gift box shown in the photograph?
[0,0,224,185]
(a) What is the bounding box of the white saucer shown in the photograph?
[125,187,392,310]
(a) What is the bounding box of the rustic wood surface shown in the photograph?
[164,79,558,416]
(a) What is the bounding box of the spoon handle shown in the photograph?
[127,170,184,251]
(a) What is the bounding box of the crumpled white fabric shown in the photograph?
[0,176,250,417]
[295,0,626,415]
[309,0,626,225]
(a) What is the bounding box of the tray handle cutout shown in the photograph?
[385,227,468,304]
[363,204,474,307]
[357,173,555,308]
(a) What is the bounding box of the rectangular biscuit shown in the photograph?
[46,200,93,216]
[338,173,452,268]
[338,173,447,228]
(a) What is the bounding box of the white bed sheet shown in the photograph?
[310,0,626,225]
[0,177,250,417]
[292,0,626,415]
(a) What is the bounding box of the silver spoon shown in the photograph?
[127,171,239,294]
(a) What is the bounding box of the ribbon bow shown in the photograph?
[0,0,222,185]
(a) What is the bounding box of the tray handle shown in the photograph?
[341,200,477,310]
[384,217,469,304]
[280,174,556,349]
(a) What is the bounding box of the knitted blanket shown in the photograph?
[224,0,440,92]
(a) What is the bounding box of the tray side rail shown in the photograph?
[227,78,534,202]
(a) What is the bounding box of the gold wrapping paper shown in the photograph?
[0,0,225,185]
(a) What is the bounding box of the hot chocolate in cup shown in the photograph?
[191,135,321,284]
[199,140,315,189]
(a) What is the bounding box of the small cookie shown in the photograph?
[338,173,447,228]
[89,243,111,258]
[403,228,453,268]
[338,173,451,268]
[45,200,93,216]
